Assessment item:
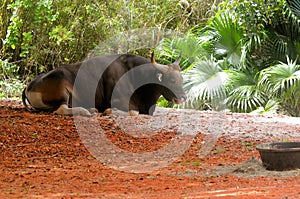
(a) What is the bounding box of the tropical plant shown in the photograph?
[1,0,217,72]
[181,0,300,114]
[156,32,211,70]
[178,11,265,112]
[225,70,267,112]
[251,99,279,114]
[1,0,218,99]
[259,58,300,116]
[0,59,25,99]
[183,56,228,110]
[249,0,300,67]
[209,12,245,67]
[158,11,259,112]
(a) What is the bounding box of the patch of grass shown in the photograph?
[281,138,291,142]
[241,141,254,148]
[242,141,255,152]
[215,145,226,154]
[192,159,200,167]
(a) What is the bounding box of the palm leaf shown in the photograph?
[253,1,300,66]
[209,12,244,66]
[286,0,300,32]
[250,99,279,114]
[258,58,300,116]
[258,22,300,67]
[184,56,228,110]
[157,33,209,70]
[225,70,267,113]
[259,58,300,96]
[226,85,266,113]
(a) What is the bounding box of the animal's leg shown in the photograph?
[102,108,139,116]
[54,104,91,116]
[24,70,73,112]
[25,91,49,110]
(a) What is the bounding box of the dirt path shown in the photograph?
[0,100,300,198]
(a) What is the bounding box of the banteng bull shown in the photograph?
[22,52,186,116]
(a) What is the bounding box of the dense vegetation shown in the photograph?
[159,0,300,116]
[1,0,300,116]
[0,0,216,98]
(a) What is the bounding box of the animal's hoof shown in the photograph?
[54,105,91,116]
[103,108,112,116]
[73,108,91,116]
[129,110,139,116]
[89,108,98,114]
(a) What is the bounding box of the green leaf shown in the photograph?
[209,12,245,66]
[258,57,300,116]
[184,56,228,110]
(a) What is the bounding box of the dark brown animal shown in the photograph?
[22,53,186,116]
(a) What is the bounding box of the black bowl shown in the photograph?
[256,142,300,171]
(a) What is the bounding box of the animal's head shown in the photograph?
[151,52,186,104]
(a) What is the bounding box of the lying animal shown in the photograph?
[22,52,186,116]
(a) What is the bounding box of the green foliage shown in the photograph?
[3,0,300,117]
[209,12,245,66]
[183,56,228,110]
[1,0,217,72]
[159,12,263,112]
[251,100,279,114]
[178,0,300,115]
[259,58,300,116]
[0,59,25,99]
[157,32,210,70]
[220,0,283,35]
[225,70,267,113]
[226,84,266,113]
[249,0,300,66]
[286,0,300,32]
[156,97,173,108]
[158,0,300,115]
[0,0,217,99]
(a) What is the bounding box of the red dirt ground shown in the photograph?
[1,100,300,198]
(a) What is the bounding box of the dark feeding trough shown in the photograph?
[256,142,300,171]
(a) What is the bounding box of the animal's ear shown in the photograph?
[157,72,163,82]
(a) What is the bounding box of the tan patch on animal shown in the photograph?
[54,104,91,116]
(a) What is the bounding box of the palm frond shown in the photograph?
[250,99,279,115]
[225,70,267,113]
[184,56,228,110]
[289,0,300,16]
[157,33,209,70]
[259,58,300,96]
[246,33,267,50]
[263,28,291,61]
[259,57,300,116]
[286,0,300,32]
[257,24,300,66]
[226,85,266,113]
[209,12,244,66]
